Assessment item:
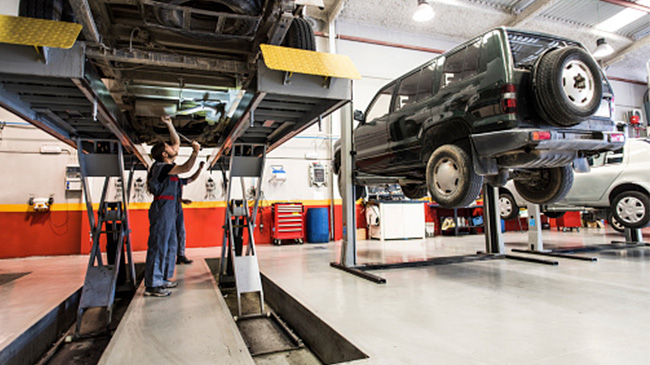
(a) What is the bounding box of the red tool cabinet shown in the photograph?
[271,203,305,245]
[551,211,582,232]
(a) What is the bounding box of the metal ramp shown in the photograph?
[219,144,267,318]
[75,139,137,337]
[209,45,358,166]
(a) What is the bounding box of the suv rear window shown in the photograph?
[507,31,579,68]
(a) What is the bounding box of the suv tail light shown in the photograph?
[608,133,625,143]
[501,84,517,114]
[531,131,552,141]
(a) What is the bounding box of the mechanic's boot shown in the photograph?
[144,286,172,297]
[177,255,193,265]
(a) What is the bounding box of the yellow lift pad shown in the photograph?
[0,15,82,49]
[261,44,361,80]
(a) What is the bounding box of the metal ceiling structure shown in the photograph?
[309,0,650,82]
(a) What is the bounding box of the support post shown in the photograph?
[483,183,504,254]
[339,102,356,267]
[625,228,643,243]
[527,204,544,251]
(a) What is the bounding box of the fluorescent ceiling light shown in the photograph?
[596,7,645,32]
[592,38,614,58]
[413,0,435,22]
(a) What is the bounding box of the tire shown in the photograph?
[282,18,315,51]
[337,169,366,201]
[608,211,625,233]
[20,0,63,20]
[514,165,573,205]
[426,144,483,208]
[499,192,519,221]
[534,46,603,127]
[612,191,650,229]
[156,0,261,35]
[401,184,428,200]
[544,211,565,219]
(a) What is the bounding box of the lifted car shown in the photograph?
[17,0,317,147]
[500,138,650,231]
[334,27,624,208]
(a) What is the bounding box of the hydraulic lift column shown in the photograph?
[340,102,356,267]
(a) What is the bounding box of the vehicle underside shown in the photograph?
[44,0,316,147]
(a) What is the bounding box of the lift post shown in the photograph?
[218,143,266,318]
[75,139,136,337]
[510,204,597,261]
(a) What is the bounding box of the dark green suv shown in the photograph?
[334,27,624,208]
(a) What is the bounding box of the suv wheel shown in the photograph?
[544,211,566,219]
[513,165,573,205]
[608,211,626,233]
[401,184,428,200]
[612,191,650,229]
[499,192,519,221]
[534,46,603,127]
[337,170,366,201]
[282,18,315,51]
[426,144,482,208]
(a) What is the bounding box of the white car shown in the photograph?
[499,138,650,231]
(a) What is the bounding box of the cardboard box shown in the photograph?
[356,228,367,241]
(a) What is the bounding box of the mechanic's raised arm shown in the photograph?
[169,141,200,175]
[162,116,180,153]
[187,161,205,184]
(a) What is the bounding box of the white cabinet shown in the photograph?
[368,201,426,240]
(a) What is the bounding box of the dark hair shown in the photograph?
[151,142,166,162]
[147,142,167,194]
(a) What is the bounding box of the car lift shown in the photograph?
[330,105,557,284]
[218,143,267,318]
[74,138,137,337]
[510,203,649,258]
[210,46,360,316]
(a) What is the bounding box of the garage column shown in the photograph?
[340,102,357,267]
[527,204,544,251]
[483,184,505,254]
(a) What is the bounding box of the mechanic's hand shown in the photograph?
[191,141,200,153]
[161,116,173,125]
[181,199,192,205]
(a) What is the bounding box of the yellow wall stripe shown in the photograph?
[0,199,348,213]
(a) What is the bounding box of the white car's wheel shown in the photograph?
[608,211,625,233]
[612,191,650,229]
[499,192,519,221]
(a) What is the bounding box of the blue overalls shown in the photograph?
[176,179,188,258]
[144,162,181,288]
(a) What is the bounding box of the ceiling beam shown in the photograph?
[599,0,650,14]
[506,0,558,27]
[327,0,346,24]
[603,33,650,67]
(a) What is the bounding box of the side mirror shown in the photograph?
[353,110,364,122]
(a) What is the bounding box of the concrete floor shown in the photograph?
[1,228,649,364]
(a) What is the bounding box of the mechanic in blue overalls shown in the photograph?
[175,160,205,265]
[144,116,201,297]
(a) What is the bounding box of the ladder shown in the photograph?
[75,139,136,337]
[219,144,266,317]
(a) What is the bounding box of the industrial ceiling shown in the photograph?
[308,0,650,83]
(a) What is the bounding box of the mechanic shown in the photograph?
[175,160,205,265]
[144,116,200,297]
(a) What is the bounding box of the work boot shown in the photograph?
[163,280,178,289]
[177,255,194,265]
[144,286,171,297]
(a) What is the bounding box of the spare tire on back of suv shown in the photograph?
[534,46,603,127]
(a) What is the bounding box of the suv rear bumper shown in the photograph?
[471,129,625,169]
